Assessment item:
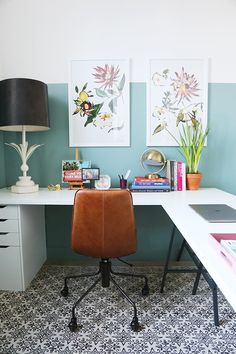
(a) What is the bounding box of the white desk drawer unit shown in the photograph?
[0,219,19,233]
[0,205,18,219]
[0,232,19,246]
[0,204,46,291]
[0,207,19,246]
[0,205,22,290]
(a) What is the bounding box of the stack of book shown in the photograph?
[166,160,186,191]
[130,176,171,192]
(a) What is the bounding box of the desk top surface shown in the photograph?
[0,187,235,206]
[1,187,236,312]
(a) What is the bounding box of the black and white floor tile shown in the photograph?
[0,265,236,354]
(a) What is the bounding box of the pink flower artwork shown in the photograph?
[69,59,130,147]
[147,58,208,146]
[93,64,120,89]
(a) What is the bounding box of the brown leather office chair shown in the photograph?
[61,189,149,332]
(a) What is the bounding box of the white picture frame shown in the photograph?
[95,175,111,190]
[68,59,130,147]
[147,58,208,146]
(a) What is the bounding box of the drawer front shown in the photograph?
[0,205,18,219]
[0,246,23,291]
[0,232,19,246]
[0,219,19,232]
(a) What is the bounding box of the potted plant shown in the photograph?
[167,110,209,190]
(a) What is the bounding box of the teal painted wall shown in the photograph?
[203,84,236,194]
[2,82,236,262]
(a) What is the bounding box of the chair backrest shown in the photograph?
[71,189,137,259]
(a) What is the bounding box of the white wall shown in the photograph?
[0,0,236,83]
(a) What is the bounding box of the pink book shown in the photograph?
[177,161,182,191]
[182,163,186,191]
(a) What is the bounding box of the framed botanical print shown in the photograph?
[147,58,208,146]
[68,59,130,147]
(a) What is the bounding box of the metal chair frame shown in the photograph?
[61,258,149,332]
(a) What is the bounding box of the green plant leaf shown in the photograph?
[107,89,115,95]
[74,99,81,106]
[153,124,164,134]
[84,116,95,127]
[95,88,108,98]
[82,83,88,91]
[176,112,185,126]
[95,102,103,114]
[84,103,104,126]
[75,86,79,93]
[109,98,118,114]
[73,107,80,115]
[165,120,209,173]
[118,74,125,91]
[90,103,104,118]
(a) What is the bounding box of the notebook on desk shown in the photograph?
[189,204,236,223]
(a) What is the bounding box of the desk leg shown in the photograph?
[192,262,203,295]
[183,242,220,326]
[212,281,219,326]
[160,224,220,326]
[192,259,219,326]
[160,224,176,293]
[176,239,186,261]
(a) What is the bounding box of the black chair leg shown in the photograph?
[110,268,149,296]
[110,275,141,332]
[69,276,101,332]
[61,269,100,297]
[116,257,133,267]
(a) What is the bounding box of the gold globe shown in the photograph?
[140,149,166,178]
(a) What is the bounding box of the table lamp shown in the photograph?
[0,78,50,193]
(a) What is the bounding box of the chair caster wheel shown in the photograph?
[68,317,77,332]
[142,285,149,296]
[130,316,141,332]
[61,286,69,297]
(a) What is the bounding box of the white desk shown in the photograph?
[0,187,236,313]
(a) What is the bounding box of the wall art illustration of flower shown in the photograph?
[152,66,203,135]
[73,64,126,133]
[147,59,208,147]
[69,59,130,147]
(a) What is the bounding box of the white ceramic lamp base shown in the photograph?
[11,176,39,194]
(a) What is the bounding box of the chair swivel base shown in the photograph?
[68,314,140,333]
[61,259,149,332]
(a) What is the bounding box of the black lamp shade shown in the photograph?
[0,78,50,132]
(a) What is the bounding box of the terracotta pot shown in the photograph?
[186,173,202,190]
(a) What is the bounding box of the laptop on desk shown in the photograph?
[189,204,236,223]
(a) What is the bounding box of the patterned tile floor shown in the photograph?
[0,265,236,354]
